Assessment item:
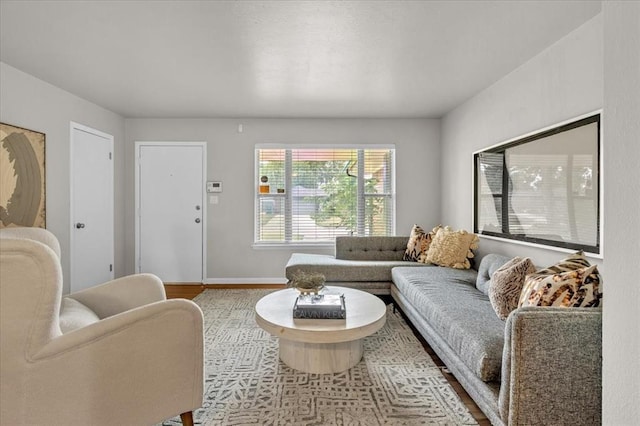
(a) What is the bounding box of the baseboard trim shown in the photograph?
[205,277,288,285]
[204,283,286,289]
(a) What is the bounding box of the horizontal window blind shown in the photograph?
[506,152,598,246]
[256,147,395,244]
[476,152,504,234]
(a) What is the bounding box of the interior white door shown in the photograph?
[70,123,114,292]
[137,143,205,283]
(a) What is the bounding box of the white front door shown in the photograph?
[136,142,205,283]
[70,123,114,292]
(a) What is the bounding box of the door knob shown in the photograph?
[195,218,201,223]
[76,223,85,229]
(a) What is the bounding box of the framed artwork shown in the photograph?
[0,123,46,228]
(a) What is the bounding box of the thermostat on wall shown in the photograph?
[207,181,222,193]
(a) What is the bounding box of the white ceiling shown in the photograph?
[0,1,601,119]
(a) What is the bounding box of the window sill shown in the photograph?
[478,234,603,259]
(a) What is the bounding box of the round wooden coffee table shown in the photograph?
[255,286,386,374]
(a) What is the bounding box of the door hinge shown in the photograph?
[109,152,112,160]
[110,264,113,272]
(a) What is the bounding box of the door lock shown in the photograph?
[76,223,85,229]
[195,218,201,223]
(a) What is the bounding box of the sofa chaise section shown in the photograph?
[286,236,430,294]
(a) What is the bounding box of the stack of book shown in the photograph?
[293,294,346,319]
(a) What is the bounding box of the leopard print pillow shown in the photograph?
[518,251,603,308]
[403,224,440,263]
[489,257,536,320]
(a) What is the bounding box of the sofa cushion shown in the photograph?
[392,266,505,382]
[335,236,408,261]
[476,253,513,295]
[489,257,536,320]
[59,297,100,333]
[286,253,430,283]
[426,226,479,269]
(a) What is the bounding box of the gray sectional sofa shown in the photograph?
[286,236,602,425]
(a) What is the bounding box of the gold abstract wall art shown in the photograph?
[0,123,46,228]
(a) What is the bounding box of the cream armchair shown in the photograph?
[0,228,204,426]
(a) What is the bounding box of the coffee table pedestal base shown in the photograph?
[279,339,364,374]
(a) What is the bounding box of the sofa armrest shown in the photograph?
[68,273,166,319]
[335,236,408,261]
[499,307,601,425]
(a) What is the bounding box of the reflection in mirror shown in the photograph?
[474,114,600,254]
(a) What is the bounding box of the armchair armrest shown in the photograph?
[35,299,200,358]
[499,307,602,425]
[28,299,204,425]
[69,273,166,318]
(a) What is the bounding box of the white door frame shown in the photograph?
[69,121,114,290]
[134,141,207,282]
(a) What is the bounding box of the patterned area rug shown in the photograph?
[164,289,477,426]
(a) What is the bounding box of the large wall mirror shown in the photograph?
[474,113,601,255]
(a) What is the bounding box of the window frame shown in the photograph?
[254,144,396,247]
[473,112,602,256]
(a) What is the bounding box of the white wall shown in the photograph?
[442,8,640,424]
[602,2,640,424]
[0,62,126,294]
[441,15,603,267]
[125,118,440,281]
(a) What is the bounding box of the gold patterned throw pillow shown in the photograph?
[489,257,536,320]
[403,225,440,263]
[425,226,479,269]
[518,251,603,308]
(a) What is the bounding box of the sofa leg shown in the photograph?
[180,411,194,426]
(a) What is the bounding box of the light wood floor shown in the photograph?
[165,284,490,425]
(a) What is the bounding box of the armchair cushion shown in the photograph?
[59,297,100,333]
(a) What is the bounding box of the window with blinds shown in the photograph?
[474,114,601,254]
[255,146,395,244]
